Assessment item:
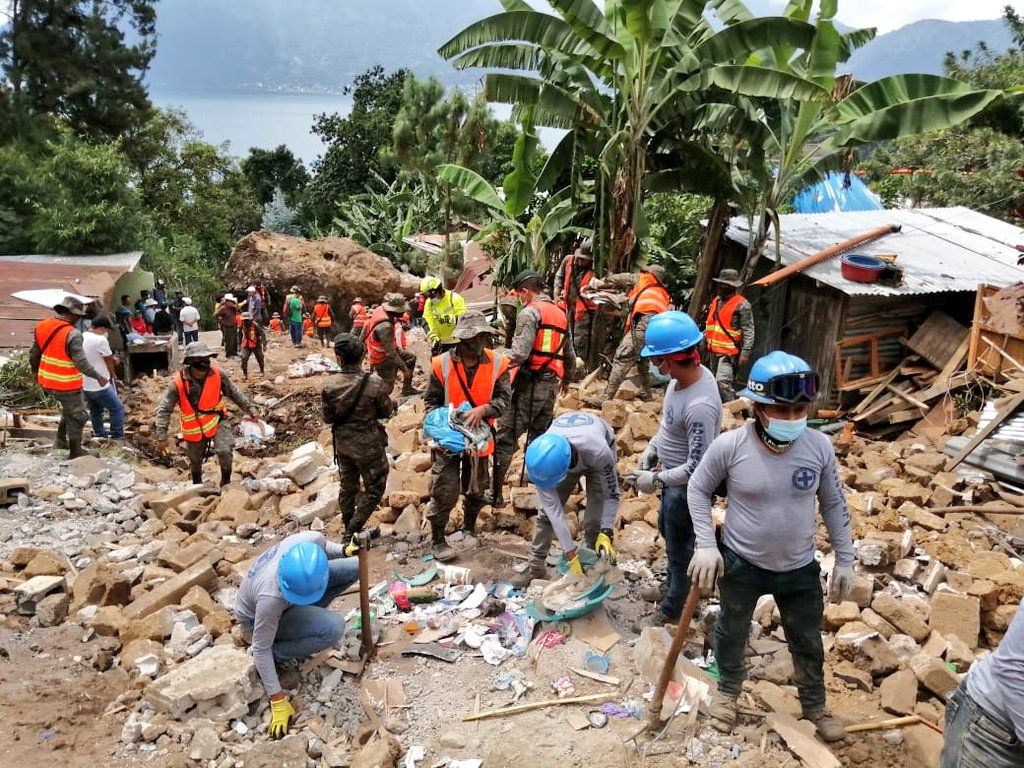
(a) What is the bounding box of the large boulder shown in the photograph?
[222,231,420,323]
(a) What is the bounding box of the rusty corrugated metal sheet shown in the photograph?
[725,207,1024,296]
[0,260,133,349]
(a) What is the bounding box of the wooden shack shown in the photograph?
[720,207,1024,413]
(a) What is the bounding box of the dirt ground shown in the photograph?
[0,326,918,767]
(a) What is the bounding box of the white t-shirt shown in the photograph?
[82,332,112,392]
[179,306,201,331]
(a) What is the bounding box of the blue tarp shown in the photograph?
[793,173,883,214]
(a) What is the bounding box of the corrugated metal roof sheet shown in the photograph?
[0,256,140,349]
[725,207,1024,296]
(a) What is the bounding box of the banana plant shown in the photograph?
[439,0,828,272]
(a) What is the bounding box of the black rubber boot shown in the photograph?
[220,466,233,487]
[68,437,96,459]
[432,524,457,562]
[190,466,203,486]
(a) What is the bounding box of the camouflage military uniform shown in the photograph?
[423,348,511,537]
[155,365,253,485]
[322,368,395,533]
[491,292,576,500]
[368,319,416,397]
[605,312,653,398]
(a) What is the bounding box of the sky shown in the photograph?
[762,0,1019,33]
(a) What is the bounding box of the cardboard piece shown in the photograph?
[571,606,621,653]
[363,679,408,708]
[566,711,592,731]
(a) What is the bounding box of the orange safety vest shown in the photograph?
[431,349,509,456]
[303,318,314,336]
[362,306,392,365]
[269,318,283,332]
[314,303,333,328]
[34,318,83,392]
[560,257,596,320]
[705,294,746,356]
[525,299,569,379]
[241,323,261,349]
[174,368,227,442]
[626,273,671,330]
[351,303,367,330]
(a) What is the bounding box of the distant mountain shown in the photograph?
[145,2,1014,93]
[846,18,1013,81]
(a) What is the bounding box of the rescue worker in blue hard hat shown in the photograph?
[234,531,361,739]
[420,275,467,355]
[686,351,855,743]
[629,311,723,629]
[512,411,621,587]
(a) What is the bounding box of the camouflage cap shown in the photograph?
[183,342,218,359]
[453,310,497,340]
[382,293,407,313]
[54,296,88,316]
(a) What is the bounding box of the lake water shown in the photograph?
[153,90,352,164]
[153,90,566,166]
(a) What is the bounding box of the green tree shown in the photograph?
[29,131,146,253]
[0,0,157,141]
[642,193,714,301]
[262,189,303,236]
[241,145,310,208]
[306,67,409,223]
[0,140,46,252]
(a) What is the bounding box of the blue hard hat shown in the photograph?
[739,351,818,404]
[640,311,704,358]
[525,433,572,489]
[277,541,329,605]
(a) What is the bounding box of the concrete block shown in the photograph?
[879,669,918,715]
[872,592,930,642]
[35,592,69,626]
[122,553,221,621]
[909,652,960,698]
[929,592,980,648]
[282,454,326,487]
[848,572,875,609]
[14,575,65,615]
[145,644,261,719]
[916,561,947,595]
[823,601,861,631]
[146,484,209,516]
[0,477,29,505]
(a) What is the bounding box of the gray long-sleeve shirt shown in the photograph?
[235,531,348,696]
[687,424,854,571]
[29,320,106,384]
[507,292,576,380]
[537,412,620,552]
[967,596,1024,740]
[154,366,253,439]
[652,366,723,487]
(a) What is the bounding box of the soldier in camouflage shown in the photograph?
[322,333,395,533]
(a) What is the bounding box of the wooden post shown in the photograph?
[646,585,701,729]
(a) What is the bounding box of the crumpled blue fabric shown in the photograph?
[424,404,469,453]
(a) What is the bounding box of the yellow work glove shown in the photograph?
[268,695,295,739]
[596,529,616,564]
[344,535,360,557]
[566,552,584,575]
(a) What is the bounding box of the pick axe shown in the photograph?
[353,526,381,660]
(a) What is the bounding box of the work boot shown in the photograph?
[53,437,69,451]
[220,466,233,487]
[638,581,665,602]
[634,609,675,632]
[431,525,457,562]
[400,378,418,397]
[510,562,547,588]
[707,691,739,734]
[637,390,653,402]
[483,489,506,509]
[581,395,603,409]
[68,437,97,459]
[805,710,846,743]
[190,468,203,486]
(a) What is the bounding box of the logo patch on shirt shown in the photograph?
[554,412,595,428]
[792,467,817,491]
[665,405,675,425]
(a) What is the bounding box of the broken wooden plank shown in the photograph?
[765,711,842,768]
[850,367,901,415]
[569,667,621,686]
[906,311,970,370]
[885,384,929,411]
[462,692,613,722]
[944,390,1024,471]
[887,408,928,425]
[981,335,1024,376]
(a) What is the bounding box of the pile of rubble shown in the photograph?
[2,369,1023,767]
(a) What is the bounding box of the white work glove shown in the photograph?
[635,470,658,494]
[687,547,725,592]
[829,564,855,602]
[640,444,658,471]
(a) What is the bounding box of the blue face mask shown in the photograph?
[765,416,808,443]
